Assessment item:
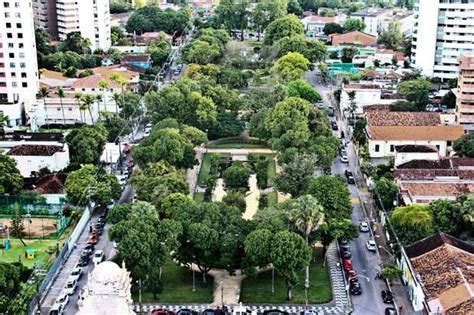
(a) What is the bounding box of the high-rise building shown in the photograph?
[455,54,474,131]
[0,0,39,127]
[411,0,474,80]
[32,0,111,51]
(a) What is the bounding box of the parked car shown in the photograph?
[49,303,64,315]
[316,101,324,108]
[381,290,394,304]
[93,250,105,264]
[78,253,89,267]
[70,267,82,282]
[83,243,95,256]
[263,310,289,315]
[345,170,355,184]
[341,250,352,259]
[345,269,357,280]
[87,235,98,245]
[366,240,377,252]
[177,309,198,315]
[144,129,151,137]
[384,307,397,315]
[340,148,347,156]
[343,259,353,272]
[64,279,77,295]
[350,282,362,295]
[359,222,370,232]
[331,121,338,130]
[151,309,176,315]
[339,239,350,250]
[340,155,349,163]
[55,291,69,308]
[323,167,331,175]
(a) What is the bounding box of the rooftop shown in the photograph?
[351,7,386,17]
[72,74,121,89]
[395,145,438,153]
[303,16,335,23]
[121,54,151,63]
[24,173,67,194]
[369,125,465,141]
[405,233,474,313]
[401,182,474,197]
[7,145,65,156]
[329,31,377,46]
[366,110,441,126]
[344,83,380,90]
[0,131,64,142]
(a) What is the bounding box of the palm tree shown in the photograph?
[74,92,84,123]
[0,112,9,134]
[98,79,109,114]
[81,94,96,124]
[289,195,325,290]
[55,87,67,126]
[38,87,50,128]
[95,94,103,120]
[112,92,121,116]
[110,73,127,114]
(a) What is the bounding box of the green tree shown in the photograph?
[55,87,67,126]
[430,197,474,236]
[440,91,456,109]
[374,177,398,210]
[317,218,358,253]
[341,47,358,63]
[287,79,322,103]
[323,22,343,35]
[65,164,121,205]
[453,134,474,157]
[0,154,22,194]
[59,32,91,54]
[343,18,365,32]
[252,0,288,40]
[271,52,310,83]
[0,112,8,134]
[66,125,107,164]
[184,40,222,64]
[117,92,141,119]
[264,14,304,45]
[244,228,273,269]
[391,204,433,244]
[378,21,402,49]
[103,115,131,142]
[270,231,311,301]
[10,206,24,238]
[276,36,327,63]
[287,0,303,16]
[275,154,318,197]
[222,190,247,212]
[398,78,432,109]
[107,203,132,224]
[306,175,352,219]
[223,161,252,189]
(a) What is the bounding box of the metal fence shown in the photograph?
[0,195,65,215]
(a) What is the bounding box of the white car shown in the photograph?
[340,155,349,163]
[366,240,377,252]
[93,249,105,264]
[359,222,370,232]
[55,291,69,308]
[70,267,82,282]
[64,279,77,295]
[49,303,64,315]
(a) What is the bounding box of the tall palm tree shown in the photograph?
[74,92,84,123]
[55,87,67,126]
[110,73,127,114]
[112,92,121,116]
[81,94,96,124]
[95,94,103,120]
[289,195,325,290]
[98,79,109,114]
[38,87,50,129]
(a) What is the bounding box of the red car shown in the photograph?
[151,309,176,315]
[87,234,99,245]
[345,269,357,280]
[343,259,353,272]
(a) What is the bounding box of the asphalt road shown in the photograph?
[308,70,392,314]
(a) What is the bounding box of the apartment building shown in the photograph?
[455,54,474,131]
[0,0,39,128]
[411,0,474,80]
[351,8,390,36]
[32,0,111,51]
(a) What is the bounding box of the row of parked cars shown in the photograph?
[151,308,317,315]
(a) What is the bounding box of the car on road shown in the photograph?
[340,155,349,163]
[323,167,331,175]
[343,259,353,272]
[331,121,338,130]
[55,291,69,308]
[263,310,289,315]
[151,308,176,315]
[359,222,370,232]
[78,253,90,267]
[366,240,377,251]
[144,129,151,137]
[384,307,397,315]
[93,250,105,264]
[70,267,82,282]
[315,101,324,108]
[350,282,362,295]
[87,234,98,245]
[83,243,94,256]
[345,269,357,280]
[341,250,352,259]
[177,309,198,315]
[381,290,394,304]
[49,303,64,315]
[340,148,347,156]
[345,170,355,184]
[64,279,77,295]
[339,239,351,251]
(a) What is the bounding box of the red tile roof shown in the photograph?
[401,182,474,196]
[366,111,441,126]
[72,74,121,89]
[329,31,377,47]
[369,125,465,141]
[7,145,64,156]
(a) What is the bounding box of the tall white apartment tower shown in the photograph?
[33,0,111,51]
[411,0,474,80]
[0,0,39,127]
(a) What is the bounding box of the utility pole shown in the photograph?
[139,278,142,315]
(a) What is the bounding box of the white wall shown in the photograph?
[369,139,448,158]
[395,151,439,167]
[340,88,382,115]
[0,103,22,127]
[10,144,70,177]
[400,251,427,313]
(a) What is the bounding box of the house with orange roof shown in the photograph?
[329,31,377,47]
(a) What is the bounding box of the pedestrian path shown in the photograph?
[325,243,349,311]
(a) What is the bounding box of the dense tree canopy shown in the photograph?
[126,6,190,35]
[323,22,343,35]
[378,21,402,49]
[66,125,107,165]
[391,205,433,244]
[275,154,318,197]
[276,36,327,63]
[264,14,305,45]
[306,175,352,220]
[271,52,310,83]
[0,154,22,194]
[453,134,474,157]
[343,18,365,32]
[397,78,432,108]
[287,79,322,103]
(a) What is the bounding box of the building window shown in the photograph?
[436,145,440,151]
[11,72,16,78]
[19,53,24,59]
[17,33,23,39]
[9,53,14,58]
[6,23,11,28]
[14,2,19,7]
[15,12,20,18]
[3,2,10,8]
[21,72,26,78]
[16,23,21,28]
[10,63,15,68]
[390,145,395,152]
[8,43,13,48]
[0,82,6,87]
[4,12,10,18]
[375,144,380,152]
[7,33,12,38]
[447,141,452,146]
[21,82,27,88]
[12,82,17,87]
[68,108,73,111]
[19,63,25,68]
[18,43,23,48]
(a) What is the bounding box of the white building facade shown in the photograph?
[0,0,39,127]
[411,0,474,80]
[351,8,390,36]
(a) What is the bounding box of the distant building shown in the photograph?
[121,54,152,71]
[400,233,474,313]
[411,0,474,80]
[32,0,111,50]
[77,261,135,315]
[329,31,377,47]
[365,108,465,159]
[350,7,390,36]
[381,9,414,36]
[0,0,40,128]
[455,54,474,132]
[340,83,402,115]
[300,15,346,37]
[394,145,439,167]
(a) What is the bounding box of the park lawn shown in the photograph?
[267,192,278,207]
[140,260,214,303]
[240,258,332,304]
[0,238,58,268]
[208,143,268,149]
[197,153,212,186]
[206,137,269,149]
[194,192,205,202]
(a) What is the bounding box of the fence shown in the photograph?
[0,195,65,215]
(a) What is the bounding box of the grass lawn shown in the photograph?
[0,238,58,268]
[240,254,332,304]
[197,153,212,186]
[208,143,268,149]
[194,192,205,202]
[139,260,214,303]
[267,157,276,187]
[267,191,278,207]
[206,137,269,149]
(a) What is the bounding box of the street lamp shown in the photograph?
[192,255,196,292]
[378,245,395,260]
[271,266,275,294]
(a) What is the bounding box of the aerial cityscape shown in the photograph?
[0,0,473,314]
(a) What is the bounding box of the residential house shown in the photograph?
[394,157,474,205]
[0,131,65,151]
[301,15,346,37]
[329,31,377,47]
[381,9,414,36]
[339,83,402,115]
[360,69,401,88]
[350,8,390,36]
[394,145,439,167]
[6,144,70,178]
[23,173,67,211]
[365,108,465,159]
[400,233,474,314]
